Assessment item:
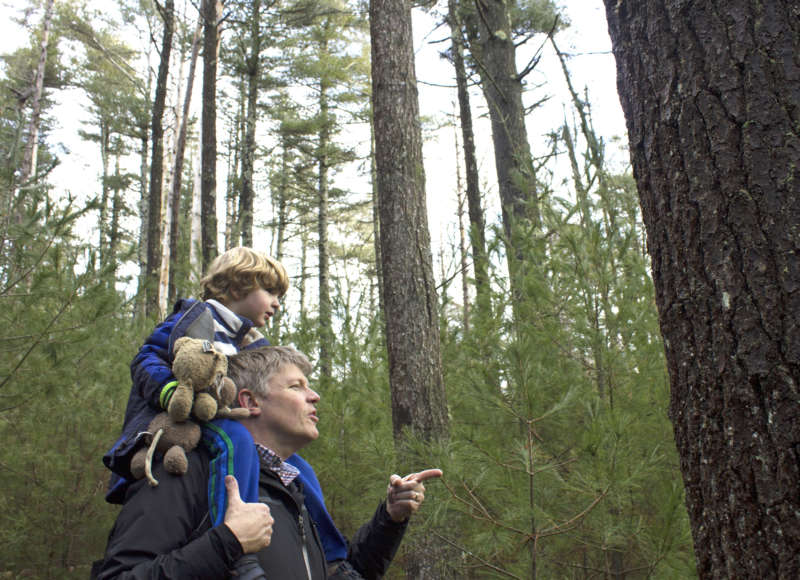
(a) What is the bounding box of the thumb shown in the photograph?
[225,475,245,507]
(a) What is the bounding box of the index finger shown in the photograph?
[404,468,443,483]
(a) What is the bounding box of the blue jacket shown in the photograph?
[103,299,348,562]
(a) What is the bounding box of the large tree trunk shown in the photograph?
[168,17,202,305]
[18,0,54,189]
[447,0,489,315]
[602,1,800,577]
[145,0,175,318]
[370,0,448,444]
[239,0,261,248]
[201,0,222,268]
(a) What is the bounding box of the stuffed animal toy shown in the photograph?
[130,338,251,486]
[130,412,202,486]
[168,336,249,422]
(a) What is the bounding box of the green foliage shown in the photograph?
[288,305,396,538]
[419,132,695,577]
[0,184,136,577]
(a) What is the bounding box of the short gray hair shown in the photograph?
[227,346,313,398]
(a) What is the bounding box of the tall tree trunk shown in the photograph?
[454,128,470,332]
[447,0,488,315]
[370,0,448,444]
[464,0,537,302]
[271,142,289,338]
[136,119,150,319]
[190,141,202,278]
[369,120,385,320]
[169,17,202,305]
[145,0,175,318]
[109,152,122,278]
[98,120,110,268]
[18,0,54,189]
[299,226,309,320]
[201,0,222,268]
[239,0,261,248]
[317,71,333,386]
[225,120,239,250]
[602,1,800,577]
[371,4,450,575]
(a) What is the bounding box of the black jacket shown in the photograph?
[97,446,407,579]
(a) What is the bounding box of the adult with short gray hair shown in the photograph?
[97,345,442,579]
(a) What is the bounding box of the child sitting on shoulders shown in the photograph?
[102,247,351,572]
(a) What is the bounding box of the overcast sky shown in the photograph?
[1,0,628,269]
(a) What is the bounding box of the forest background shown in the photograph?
[0,0,697,578]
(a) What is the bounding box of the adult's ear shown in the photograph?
[237,389,262,416]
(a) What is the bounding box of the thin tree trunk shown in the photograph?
[464,0,537,303]
[225,119,239,250]
[18,0,54,189]
[603,1,800,577]
[98,121,110,268]
[239,0,261,248]
[447,0,488,314]
[271,141,289,338]
[369,120,385,320]
[317,70,333,385]
[168,17,202,305]
[135,119,150,318]
[299,227,308,320]
[201,0,221,268]
[454,120,470,332]
[145,0,175,318]
[109,152,122,278]
[190,140,202,279]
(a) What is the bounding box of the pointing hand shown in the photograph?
[386,468,443,523]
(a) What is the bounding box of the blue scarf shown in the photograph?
[202,419,348,562]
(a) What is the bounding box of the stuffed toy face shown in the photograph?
[168,337,230,422]
[168,337,249,422]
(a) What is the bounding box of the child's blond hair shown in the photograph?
[201,247,289,303]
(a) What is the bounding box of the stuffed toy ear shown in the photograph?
[212,377,250,420]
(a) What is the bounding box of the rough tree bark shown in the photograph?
[463,0,538,301]
[370,0,449,443]
[201,0,221,268]
[145,0,175,317]
[602,1,800,577]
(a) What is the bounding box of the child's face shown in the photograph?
[226,287,281,327]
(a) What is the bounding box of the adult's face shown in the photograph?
[254,363,320,458]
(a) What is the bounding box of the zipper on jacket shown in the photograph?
[298,514,313,580]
